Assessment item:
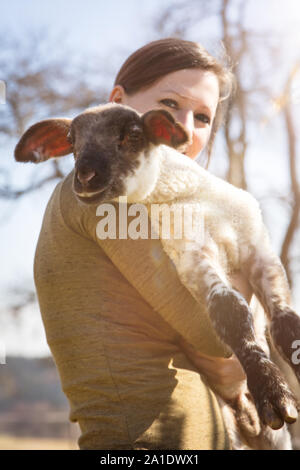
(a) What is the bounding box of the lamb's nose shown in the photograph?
[76,167,96,185]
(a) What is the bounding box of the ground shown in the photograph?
[0,434,78,450]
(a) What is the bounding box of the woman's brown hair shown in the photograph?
[114,38,235,164]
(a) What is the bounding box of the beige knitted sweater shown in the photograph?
[34,170,229,450]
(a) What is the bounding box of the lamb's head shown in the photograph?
[14,103,189,204]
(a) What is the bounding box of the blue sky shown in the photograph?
[1,0,159,48]
[1,0,300,357]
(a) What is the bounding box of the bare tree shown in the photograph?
[0,32,109,200]
[278,64,300,285]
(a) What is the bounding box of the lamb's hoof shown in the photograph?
[260,399,298,430]
[261,405,284,430]
[248,359,298,430]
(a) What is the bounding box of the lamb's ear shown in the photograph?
[14,118,72,163]
[142,109,190,150]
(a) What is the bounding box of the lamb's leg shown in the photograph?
[174,245,298,430]
[243,242,300,386]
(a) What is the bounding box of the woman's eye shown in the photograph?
[195,113,211,125]
[160,99,211,126]
[159,99,178,110]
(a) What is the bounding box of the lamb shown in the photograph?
[14,102,300,449]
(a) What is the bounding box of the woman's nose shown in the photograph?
[177,110,194,140]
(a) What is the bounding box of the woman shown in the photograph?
[34,38,250,450]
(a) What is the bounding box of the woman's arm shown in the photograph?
[63,182,248,381]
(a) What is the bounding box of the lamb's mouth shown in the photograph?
[75,187,108,203]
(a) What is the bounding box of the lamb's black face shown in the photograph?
[14,103,189,204]
[70,106,148,204]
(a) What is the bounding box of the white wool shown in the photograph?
[125,146,161,203]
[129,144,265,274]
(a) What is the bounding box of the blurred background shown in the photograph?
[0,0,300,450]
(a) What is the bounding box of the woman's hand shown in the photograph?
[178,336,246,386]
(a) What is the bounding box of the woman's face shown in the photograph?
[109,68,220,159]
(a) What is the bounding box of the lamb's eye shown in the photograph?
[128,124,143,138]
[119,124,142,145]
[118,123,145,154]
